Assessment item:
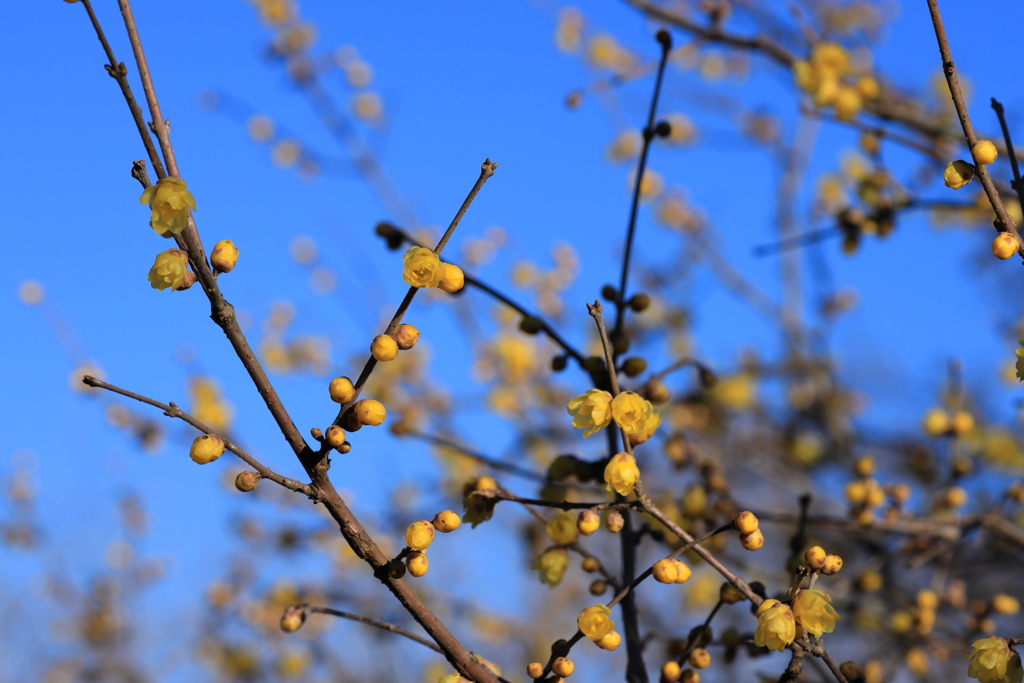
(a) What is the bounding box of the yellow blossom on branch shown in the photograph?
[611,391,659,438]
[577,604,615,641]
[566,389,613,438]
[147,249,190,291]
[754,600,796,652]
[546,510,579,546]
[967,637,1023,683]
[139,177,196,236]
[604,452,640,496]
[532,547,569,587]
[791,589,841,637]
[402,246,445,288]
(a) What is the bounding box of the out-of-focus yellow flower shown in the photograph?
[586,33,633,71]
[907,647,929,677]
[546,510,579,546]
[611,391,658,438]
[792,589,840,637]
[272,140,301,167]
[147,249,190,291]
[17,280,44,305]
[211,240,239,274]
[578,604,615,640]
[834,86,862,120]
[567,389,613,438]
[604,452,640,496]
[630,168,664,201]
[352,92,383,121]
[555,8,584,53]
[247,114,275,141]
[402,247,446,288]
[140,177,195,236]
[404,520,434,551]
[992,594,1020,616]
[712,373,757,410]
[606,129,641,163]
[811,42,850,77]
[856,74,880,99]
[968,637,1023,683]
[663,113,697,145]
[532,547,569,587]
[462,476,498,527]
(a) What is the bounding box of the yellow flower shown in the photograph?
[628,410,662,446]
[439,263,465,293]
[944,160,975,190]
[604,452,640,497]
[190,434,225,465]
[578,604,615,641]
[404,520,435,551]
[147,249,190,291]
[402,247,445,288]
[967,637,1023,683]
[611,391,658,437]
[791,589,841,637]
[354,399,386,426]
[406,550,428,577]
[462,477,498,528]
[577,510,600,536]
[210,240,239,273]
[567,389,613,438]
[139,177,196,236]
[546,510,579,546]
[532,547,569,587]
[754,600,796,652]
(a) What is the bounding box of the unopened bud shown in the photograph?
[210,240,239,274]
[605,510,625,533]
[325,425,346,448]
[393,324,420,350]
[234,471,261,492]
[280,604,307,632]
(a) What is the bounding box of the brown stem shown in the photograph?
[925,0,1023,256]
[82,375,316,498]
[78,0,166,179]
[991,98,1024,209]
[332,160,499,429]
[614,29,673,337]
[302,605,443,653]
[587,300,632,454]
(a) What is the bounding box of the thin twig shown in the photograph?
[614,29,673,337]
[587,301,632,454]
[992,98,1024,209]
[302,605,443,653]
[332,160,499,431]
[78,0,166,178]
[82,375,316,498]
[401,430,551,483]
[926,0,1023,256]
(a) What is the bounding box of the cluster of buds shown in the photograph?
[804,545,844,575]
[401,246,464,292]
[325,375,386,438]
[922,406,975,438]
[651,557,692,585]
[792,42,880,121]
[660,661,700,683]
[370,323,419,362]
[734,511,763,551]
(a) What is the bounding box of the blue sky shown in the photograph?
[2,1,1024,681]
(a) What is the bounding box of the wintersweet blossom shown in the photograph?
[139,177,196,236]
[566,389,613,438]
[147,249,190,291]
[546,510,579,547]
[967,637,1023,683]
[402,246,445,288]
[791,589,841,637]
[604,452,640,496]
[404,520,434,551]
[532,547,569,587]
[754,600,796,652]
[578,604,615,640]
[611,391,659,438]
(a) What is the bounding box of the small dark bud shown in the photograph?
[629,293,651,311]
[601,284,618,301]
[551,355,568,372]
[519,316,543,335]
[610,331,630,355]
[656,29,672,50]
[621,357,647,378]
[655,121,672,138]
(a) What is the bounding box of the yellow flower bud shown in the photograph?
[944,160,975,190]
[547,510,580,546]
[734,511,759,535]
[672,560,692,584]
[210,239,239,274]
[754,601,795,652]
[856,570,883,593]
[967,637,1021,683]
[393,324,420,350]
[822,554,843,575]
[404,520,434,551]
[804,545,827,569]
[234,471,260,492]
[279,604,306,632]
[566,389,614,438]
[148,249,190,291]
[681,671,699,683]
[791,589,841,637]
[533,547,569,587]
[406,550,428,577]
[946,486,968,508]
[190,433,225,464]
[439,263,465,293]
[578,604,616,641]
[688,648,711,669]
[595,630,621,651]
[811,42,850,77]
[577,510,601,536]
[845,480,867,504]
[739,529,764,551]
[923,408,951,436]
[720,582,746,604]
[993,233,1020,260]
[582,557,601,573]
[951,410,975,435]
[972,140,999,166]
[527,663,544,678]
[611,391,660,439]
[605,510,624,533]
[856,74,880,99]
[329,376,355,404]
[552,658,574,678]
[139,177,196,236]
[401,246,445,288]
[992,594,1020,616]
[354,399,386,426]
[604,452,640,497]
[325,425,346,448]
[371,334,399,362]
[833,86,862,121]
[661,661,682,683]
[854,455,875,477]
[652,559,678,584]
[432,510,461,533]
